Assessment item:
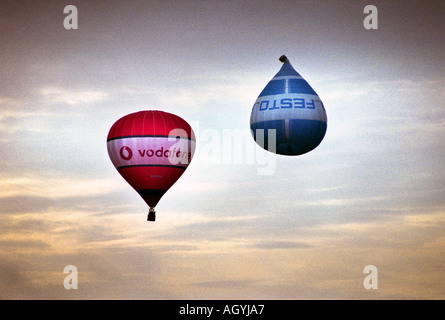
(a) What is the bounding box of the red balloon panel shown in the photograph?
[107,110,195,140]
[117,166,187,207]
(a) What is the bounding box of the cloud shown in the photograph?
[0,176,123,199]
[151,244,199,253]
[40,87,109,105]
[249,240,312,250]
[0,259,41,299]
[161,214,264,241]
[194,279,254,288]
[0,195,54,214]
[0,239,50,250]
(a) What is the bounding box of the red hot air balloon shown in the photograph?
[107,111,196,221]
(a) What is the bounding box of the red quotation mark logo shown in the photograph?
[119,146,133,161]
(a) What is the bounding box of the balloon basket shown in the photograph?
[147,208,156,222]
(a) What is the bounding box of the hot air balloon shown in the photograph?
[107,110,195,221]
[250,55,327,155]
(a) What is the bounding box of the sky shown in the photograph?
[0,0,444,299]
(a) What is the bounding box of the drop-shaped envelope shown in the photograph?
[250,55,327,155]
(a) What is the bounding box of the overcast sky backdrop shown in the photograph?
[0,0,444,299]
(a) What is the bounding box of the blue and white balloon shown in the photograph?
[250,55,327,155]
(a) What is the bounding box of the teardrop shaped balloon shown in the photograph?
[250,55,327,155]
[107,110,196,222]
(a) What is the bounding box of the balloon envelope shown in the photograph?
[250,55,327,155]
[107,110,195,221]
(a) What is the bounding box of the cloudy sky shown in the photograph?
[1,0,444,299]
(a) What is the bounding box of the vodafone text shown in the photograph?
[119,145,192,164]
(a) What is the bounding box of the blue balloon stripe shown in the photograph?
[258,79,318,97]
[288,79,318,95]
[250,119,327,156]
[258,79,285,97]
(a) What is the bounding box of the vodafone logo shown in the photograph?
[119,146,133,161]
[108,136,194,168]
